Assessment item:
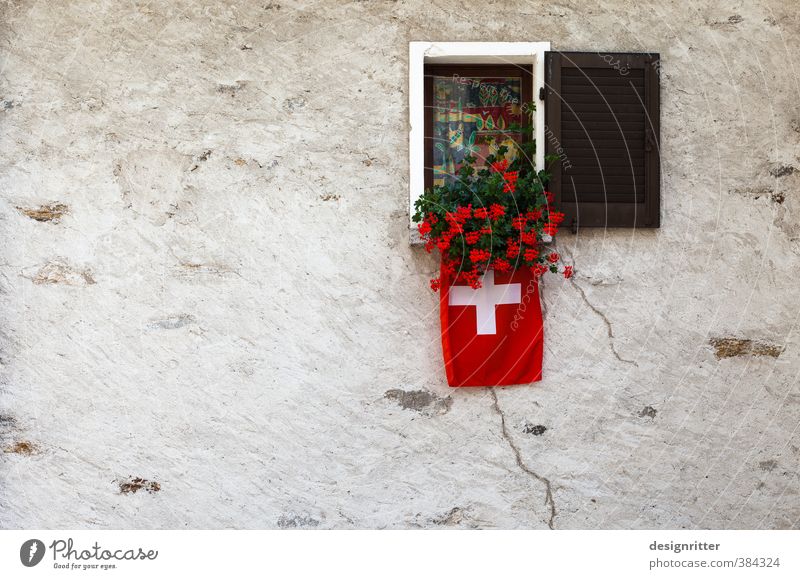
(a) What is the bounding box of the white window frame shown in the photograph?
[408,41,551,239]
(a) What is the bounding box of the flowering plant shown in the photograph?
[413,128,572,291]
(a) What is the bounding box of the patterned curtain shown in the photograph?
[432,75,524,187]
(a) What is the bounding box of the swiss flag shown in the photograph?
[440,267,543,387]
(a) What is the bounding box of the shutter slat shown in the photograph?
[563,129,645,139]
[563,120,644,131]
[562,103,649,114]
[566,150,645,158]
[563,192,646,204]
[566,156,645,166]
[567,177,645,188]
[562,79,645,90]
[562,67,644,78]
[561,77,644,94]
[559,93,644,104]
[561,113,645,123]
[562,76,644,86]
[567,166,646,176]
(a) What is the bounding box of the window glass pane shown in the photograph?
[432,75,524,187]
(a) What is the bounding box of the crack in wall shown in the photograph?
[569,278,638,367]
[489,389,556,529]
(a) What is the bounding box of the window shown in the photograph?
[409,44,661,239]
[409,42,549,239]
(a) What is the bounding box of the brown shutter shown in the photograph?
[544,52,660,229]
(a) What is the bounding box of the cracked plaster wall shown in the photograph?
[1,0,799,529]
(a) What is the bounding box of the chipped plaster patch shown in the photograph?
[17,203,69,223]
[118,477,161,495]
[384,389,453,416]
[276,513,320,529]
[25,259,96,286]
[3,440,40,455]
[709,337,783,359]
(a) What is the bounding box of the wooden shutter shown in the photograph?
[544,52,660,229]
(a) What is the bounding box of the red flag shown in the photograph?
[440,267,543,387]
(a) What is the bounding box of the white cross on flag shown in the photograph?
[439,267,543,387]
[448,271,522,335]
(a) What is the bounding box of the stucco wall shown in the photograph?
[1,0,798,529]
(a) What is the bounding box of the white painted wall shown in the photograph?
[1,0,799,530]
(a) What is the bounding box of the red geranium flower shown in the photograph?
[533,263,548,277]
[456,204,473,222]
[459,266,483,289]
[448,221,464,234]
[465,231,481,245]
[469,249,491,263]
[563,265,573,279]
[489,203,505,220]
[492,258,511,272]
[512,216,527,230]
[502,171,519,193]
[547,252,560,264]
[490,159,509,172]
